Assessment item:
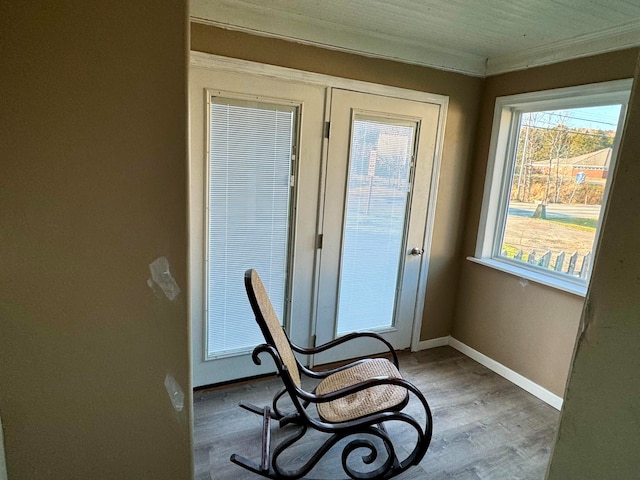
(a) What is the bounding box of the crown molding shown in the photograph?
[191,9,640,79]
[486,20,640,76]
[190,16,487,77]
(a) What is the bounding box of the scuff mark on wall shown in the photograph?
[164,374,185,412]
[148,256,181,301]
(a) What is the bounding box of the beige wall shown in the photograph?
[0,3,192,479]
[453,48,640,395]
[0,416,6,480]
[547,53,640,480]
[547,52,640,480]
[191,23,484,341]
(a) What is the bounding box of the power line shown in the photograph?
[523,111,619,127]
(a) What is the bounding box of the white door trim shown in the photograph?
[190,50,449,368]
[410,101,447,352]
[191,51,449,106]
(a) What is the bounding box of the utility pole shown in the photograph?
[516,116,530,201]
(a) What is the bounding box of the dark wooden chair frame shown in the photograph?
[231,269,433,480]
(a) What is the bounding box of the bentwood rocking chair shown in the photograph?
[231,269,433,479]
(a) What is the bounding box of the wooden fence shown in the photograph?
[503,249,592,279]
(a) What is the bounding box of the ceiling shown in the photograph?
[190,0,640,77]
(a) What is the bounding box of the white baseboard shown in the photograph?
[415,336,450,351]
[411,335,563,410]
[448,337,563,411]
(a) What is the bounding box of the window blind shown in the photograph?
[207,99,295,357]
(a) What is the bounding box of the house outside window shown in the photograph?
[473,79,632,295]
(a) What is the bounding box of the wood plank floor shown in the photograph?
[193,347,559,479]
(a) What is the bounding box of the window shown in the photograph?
[473,80,632,295]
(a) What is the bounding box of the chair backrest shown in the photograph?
[244,269,301,388]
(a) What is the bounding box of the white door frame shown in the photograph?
[189,51,448,376]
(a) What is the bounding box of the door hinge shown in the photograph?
[311,334,317,348]
[324,121,330,139]
[316,234,324,249]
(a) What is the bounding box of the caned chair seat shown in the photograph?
[316,358,408,423]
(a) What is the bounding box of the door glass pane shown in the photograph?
[207,98,295,358]
[337,116,416,334]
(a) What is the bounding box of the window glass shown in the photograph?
[337,116,416,334]
[500,105,622,280]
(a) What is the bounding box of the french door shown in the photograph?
[314,89,442,364]
[190,61,445,386]
[190,67,325,386]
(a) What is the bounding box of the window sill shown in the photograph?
[467,257,587,297]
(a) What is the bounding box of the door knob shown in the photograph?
[410,247,424,256]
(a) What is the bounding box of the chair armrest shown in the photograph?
[299,359,368,379]
[291,331,399,368]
